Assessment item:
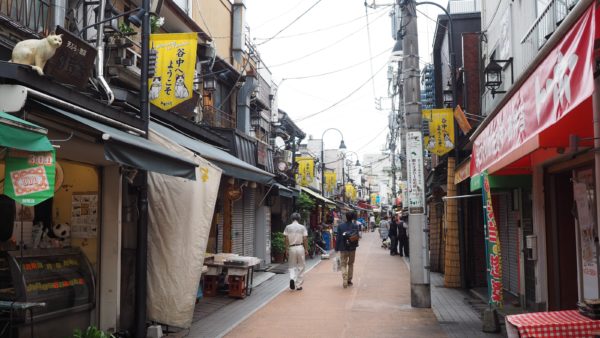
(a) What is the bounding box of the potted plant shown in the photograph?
[72,326,114,338]
[271,231,286,263]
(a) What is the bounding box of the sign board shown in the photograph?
[4,150,55,206]
[423,108,455,156]
[257,142,268,166]
[45,26,97,88]
[481,171,503,307]
[471,6,595,175]
[149,33,197,110]
[406,132,424,214]
[454,105,472,134]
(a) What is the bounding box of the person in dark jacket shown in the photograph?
[335,211,360,288]
[388,214,399,256]
[398,215,409,257]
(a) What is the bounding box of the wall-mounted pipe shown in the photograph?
[95,0,115,105]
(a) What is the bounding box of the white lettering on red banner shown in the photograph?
[471,5,595,175]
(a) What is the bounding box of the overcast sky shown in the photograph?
[245,0,447,161]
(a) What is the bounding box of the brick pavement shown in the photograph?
[224,231,446,338]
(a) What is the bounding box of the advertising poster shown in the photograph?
[422,108,455,156]
[406,132,424,214]
[149,33,197,110]
[71,193,98,239]
[481,171,503,307]
[4,150,55,206]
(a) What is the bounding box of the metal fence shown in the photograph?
[0,0,53,35]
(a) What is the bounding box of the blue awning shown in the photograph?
[151,122,275,185]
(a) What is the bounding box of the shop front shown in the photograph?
[0,96,198,337]
[470,2,598,314]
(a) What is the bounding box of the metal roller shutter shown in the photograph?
[496,193,519,295]
[217,211,224,253]
[232,198,244,255]
[243,189,256,257]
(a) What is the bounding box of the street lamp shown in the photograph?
[320,128,346,198]
[484,58,513,98]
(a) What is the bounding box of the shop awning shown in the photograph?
[150,122,275,185]
[299,186,336,207]
[272,183,296,198]
[470,4,596,176]
[0,111,53,152]
[37,102,197,180]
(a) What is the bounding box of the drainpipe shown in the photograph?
[236,75,257,133]
[95,0,115,105]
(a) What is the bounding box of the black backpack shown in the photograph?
[343,226,360,249]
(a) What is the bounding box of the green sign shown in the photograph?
[4,150,55,206]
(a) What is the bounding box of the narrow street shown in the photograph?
[225,231,446,338]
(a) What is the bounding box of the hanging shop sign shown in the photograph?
[423,108,454,156]
[481,171,503,308]
[344,183,356,200]
[454,105,472,134]
[45,26,97,88]
[406,132,425,214]
[149,33,197,110]
[471,5,595,175]
[4,150,55,206]
[324,170,337,193]
[295,157,315,187]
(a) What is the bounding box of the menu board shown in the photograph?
[71,192,98,238]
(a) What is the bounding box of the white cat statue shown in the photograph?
[10,33,63,75]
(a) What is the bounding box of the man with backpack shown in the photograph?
[335,211,360,288]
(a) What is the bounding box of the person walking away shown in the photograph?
[335,211,360,288]
[388,214,399,256]
[369,214,376,232]
[398,214,409,257]
[283,213,308,291]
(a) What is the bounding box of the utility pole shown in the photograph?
[401,0,430,308]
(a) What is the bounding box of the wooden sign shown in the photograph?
[45,26,97,88]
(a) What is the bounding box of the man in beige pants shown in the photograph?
[283,213,308,291]
[335,211,360,288]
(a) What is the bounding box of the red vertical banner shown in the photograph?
[482,171,503,307]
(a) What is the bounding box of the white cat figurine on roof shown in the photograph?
[10,33,63,75]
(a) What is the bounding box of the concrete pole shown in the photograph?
[402,0,430,308]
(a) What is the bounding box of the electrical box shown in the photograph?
[526,235,537,261]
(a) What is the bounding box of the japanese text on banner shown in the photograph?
[149,33,197,110]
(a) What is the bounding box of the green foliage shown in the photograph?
[118,22,135,35]
[271,232,286,254]
[72,326,115,338]
[295,192,315,212]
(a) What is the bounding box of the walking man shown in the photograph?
[283,213,308,291]
[335,211,360,288]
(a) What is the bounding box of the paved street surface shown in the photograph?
[225,231,445,338]
[179,231,505,338]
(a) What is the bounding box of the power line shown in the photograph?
[364,1,377,99]
[254,7,387,41]
[282,47,391,80]
[296,60,389,122]
[356,125,389,151]
[269,8,388,68]
[257,0,324,46]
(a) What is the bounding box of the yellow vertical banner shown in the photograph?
[423,108,455,156]
[149,33,197,110]
[295,157,314,187]
[324,170,337,193]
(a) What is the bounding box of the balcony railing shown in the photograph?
[0,0,53,35]
[520,0,579,68]
[203,105,235,129]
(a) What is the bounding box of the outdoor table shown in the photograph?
[506,310,600,337]
[204,257,260,298]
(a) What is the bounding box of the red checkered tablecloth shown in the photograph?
[506,310,600,337]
